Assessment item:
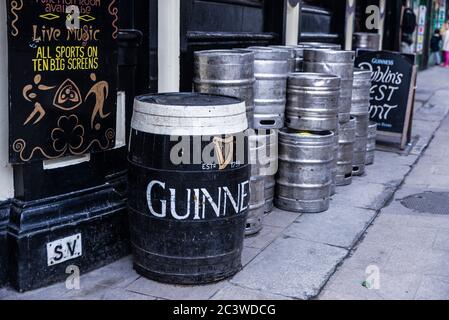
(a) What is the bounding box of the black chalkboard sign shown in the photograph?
[355,51,416,148]
[7,0,119,163]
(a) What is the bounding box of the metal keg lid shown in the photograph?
[299,42,342,50]
[194,49,254,64]
[288,72,341,89]
[132,93,248,136]
[303,49,355,63]
[247,46,291,61]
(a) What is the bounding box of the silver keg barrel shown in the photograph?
[336,118,356,186]
[269,45,296,72]
[270,45,306,72]
[352,114,369,176]
[330,133,338,196]
[260,129,278,214]
[351,69,372,176]
[299,42,342,50]
[303,49,355,123]
[247,47,289,129]
[247,132,268,236]
[247,176,265,236]
[353,33,381,51]
[275,130,334,213]
[366,122,378,165]
[351,69,372,116]
[286,73,340,132]
[264,175,276,214]
[194,49,256,127]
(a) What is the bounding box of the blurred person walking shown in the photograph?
[442,21,449,67]
[430,29,442,66]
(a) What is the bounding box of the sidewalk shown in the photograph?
[1,67,448,301]
[320,67,449,300]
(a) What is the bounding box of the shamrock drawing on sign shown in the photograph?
[22,74,56,125]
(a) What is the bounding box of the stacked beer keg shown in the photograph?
[366,122,378,165]
[270,45,310,72]
[276,73,340,213]
[128,42,380,285]
[192,44,375,218]
[303,49,356,189]
[351,69,372,176]
[194,47,286,235]
[353,33,381,51]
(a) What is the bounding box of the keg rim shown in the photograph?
[132,93,248,135]
[289,72,341,80]
[247,46,291,60]
[279,128,334,138]
[354,68,372,77]
[134,92,243,107]
[194,49,254,58]
[303,49,355,63]
[298,42,342,50]
[269,45,305,56]
[288,72,341,87]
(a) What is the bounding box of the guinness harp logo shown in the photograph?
[213,136,234,170]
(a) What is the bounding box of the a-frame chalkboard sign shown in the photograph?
[6,0,119,163]
[355,51,417,150]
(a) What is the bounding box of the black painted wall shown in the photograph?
[180,0,285,91]
[299,0,346,44]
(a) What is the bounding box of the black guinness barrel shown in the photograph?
[128,93,250,284]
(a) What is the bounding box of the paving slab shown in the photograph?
[338,240,394,271]
[363,160,412,187]
[405,165,449,189]
[370,150,418,167]
[231,237,348,299]
[384,246,449,277]
[242,246,262,267]
[283,206,376,249]
[361,220,437,250]
[262,209,301,228]
[0,282,69,300]
[322,267,421,300]
[211,284,291,300]
[415,275,449,300]
[331,180,395,211]
[126,277,227,300]
[244,225,285,250]
[76,257,140,289]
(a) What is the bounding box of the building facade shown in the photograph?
[0,0,445,291]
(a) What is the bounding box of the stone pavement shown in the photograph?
[320,67,449,300]
[1,67,449,300]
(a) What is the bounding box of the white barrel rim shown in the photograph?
[132,93,248,136]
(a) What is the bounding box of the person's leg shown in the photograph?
[436,51,442,65]
[445,51,449,67]
[431,52,438,65]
